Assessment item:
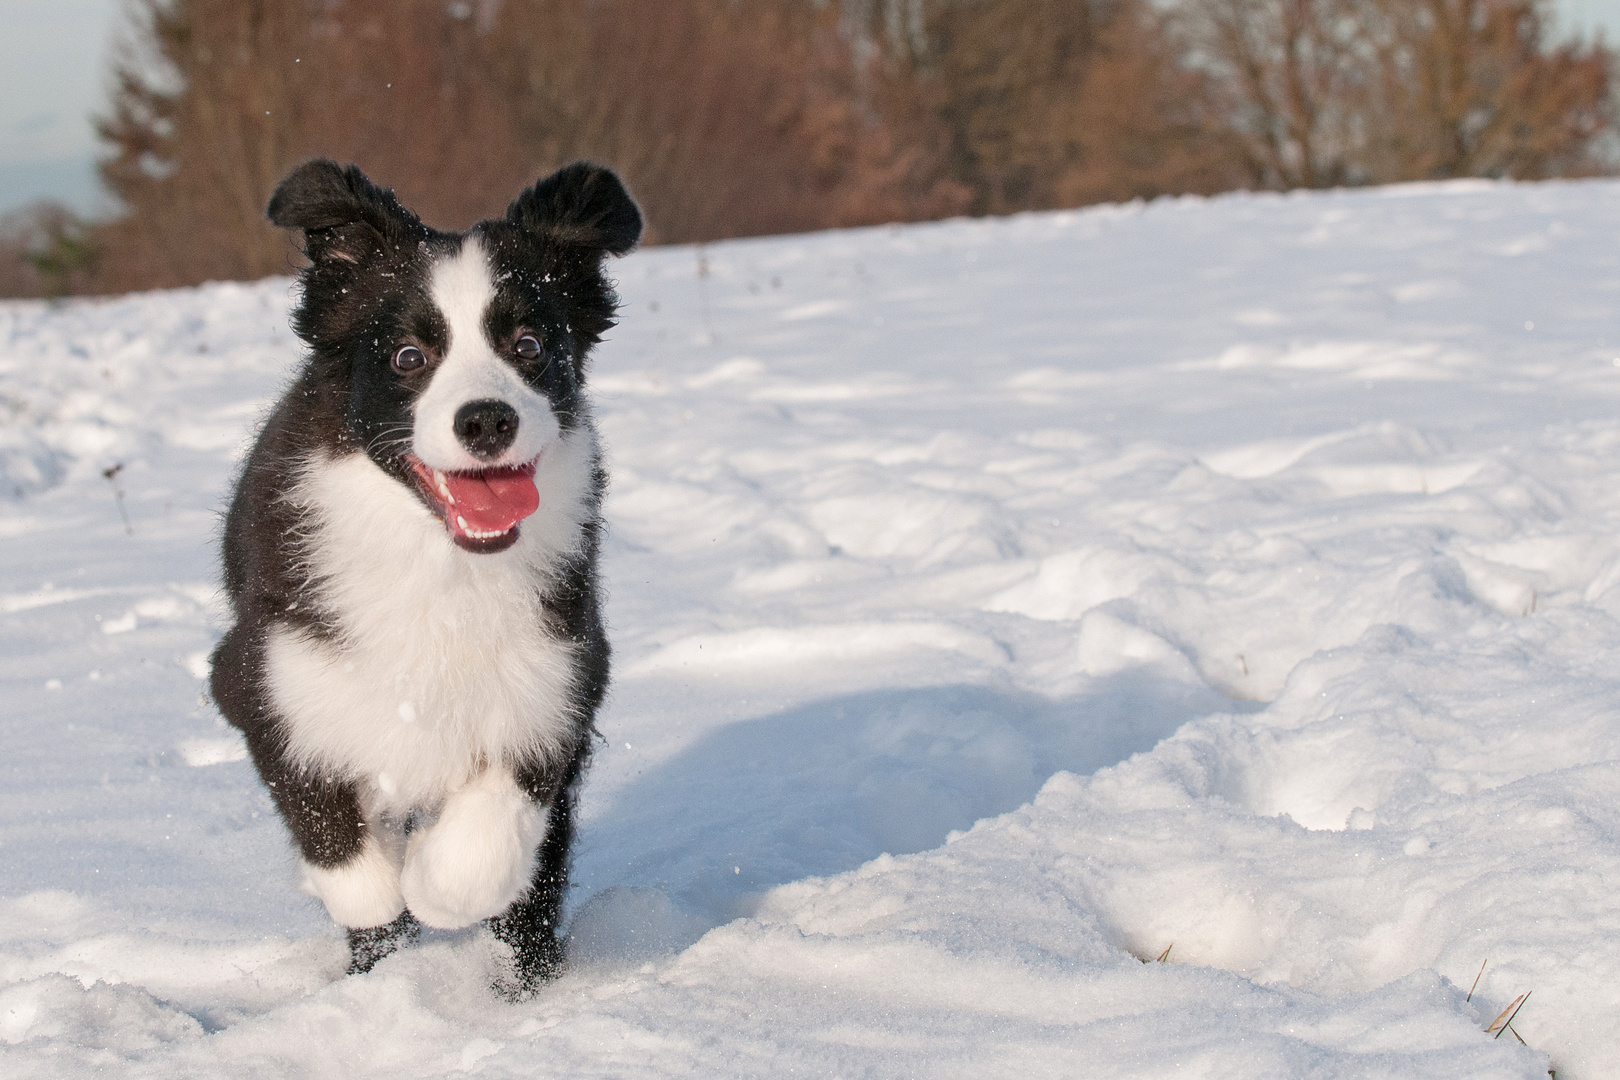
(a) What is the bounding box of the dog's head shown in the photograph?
[268,160,641,553]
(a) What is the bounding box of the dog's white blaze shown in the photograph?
[263,424,598,821]
[413,235,560,471]
[300,831,405,929]
[399,766,550,929]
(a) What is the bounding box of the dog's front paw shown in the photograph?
[400,769,548,930]
[301,832,405,929]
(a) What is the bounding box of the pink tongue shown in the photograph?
[443,468,540,534]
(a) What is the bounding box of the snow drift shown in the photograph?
[6,178,1620,1076]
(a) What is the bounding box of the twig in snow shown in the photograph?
[696,246,716,345]
[1155,944,1173,963]
[102,462,133,535]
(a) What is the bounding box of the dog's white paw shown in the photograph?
[400,768,548,930]
[301,831,405,929]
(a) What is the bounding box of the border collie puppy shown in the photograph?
[209,159,640,991]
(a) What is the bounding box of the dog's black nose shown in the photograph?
[453,399,520,459]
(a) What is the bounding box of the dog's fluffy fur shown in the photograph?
[210,159,640,990]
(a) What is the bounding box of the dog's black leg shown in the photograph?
[488,810,571,996]
[489,895,565,998]
[489,751,585,998]
[347,910,420,974]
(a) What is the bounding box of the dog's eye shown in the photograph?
[392,345,426,373]
[514,335,542,361]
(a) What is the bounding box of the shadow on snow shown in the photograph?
[568,668,1246,964]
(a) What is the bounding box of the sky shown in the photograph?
[0,0,124,217]
[0,0,1618,220]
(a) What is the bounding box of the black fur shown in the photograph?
[348,911,421,975]
[211,160,640,992]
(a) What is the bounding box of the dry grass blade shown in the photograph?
[1156,944,1173,963]
[1484,993,1524,1034]
[1486,992,1530,1039]
[1467,959,1486,1002]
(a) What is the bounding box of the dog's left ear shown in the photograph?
[268,159,426,264]
[505,162,642,258]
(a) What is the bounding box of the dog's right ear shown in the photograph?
[267,160,425,264]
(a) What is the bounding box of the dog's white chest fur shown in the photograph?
[263,430,595,816]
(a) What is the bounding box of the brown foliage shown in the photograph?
[95,0,552,290]
[1364,0,1614,180]
[1181,0,1615,188]
[1179,0,1368,188]
[488,0,971,241]
[86,0,975,293]
[871,0,1248,215]
[11,0,1614,296]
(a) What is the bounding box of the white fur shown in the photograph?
[413,237,561,471]
[300,831,406,928]
[263,421,597,817]
[400,766,549,929]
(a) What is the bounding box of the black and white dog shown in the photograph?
[209,159,639,990]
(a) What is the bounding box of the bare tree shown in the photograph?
[491,0,969,241]
[83,0,971,291]
[95,0,535,290]
[1362,0,1613,180]
[19,0,1608,298]
[1180,0,1614,188]
[863,0,1247,215]
[1178,0,1375,188]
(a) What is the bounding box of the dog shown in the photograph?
[209,159,640,991]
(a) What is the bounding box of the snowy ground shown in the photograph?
[5,179,1620,1077]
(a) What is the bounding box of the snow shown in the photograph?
[6,178,1620,1076]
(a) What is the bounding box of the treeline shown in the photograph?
[1,0,1612,297]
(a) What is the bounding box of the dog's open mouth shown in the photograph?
[407,455,540,553]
